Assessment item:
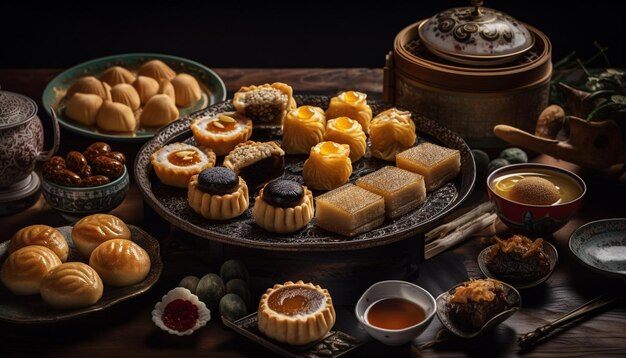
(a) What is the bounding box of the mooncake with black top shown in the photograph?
[252,179,314,233]
[188,167,249,220]
[223,141,285,189]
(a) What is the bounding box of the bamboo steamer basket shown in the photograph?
[384,6,552,148]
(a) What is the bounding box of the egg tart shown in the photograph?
[252,179,314,233]
[223,141,285,189]
[370,108,416,161]
[282,106,326,154]
[188,167,249,220]
[191,112,253,156]
[302,141,352,191]
[151,143,216,188]
[325,91,372,133]
[258,281,336,346]
[324,116,366,162]
[232,83,296,126]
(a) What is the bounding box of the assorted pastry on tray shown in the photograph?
[62,60,203,133]
[149,82,462,237]
[0,214,151,309]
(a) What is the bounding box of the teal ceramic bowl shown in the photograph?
[42,53,226,142]
[41,166,130,221]
[569,218,626,280]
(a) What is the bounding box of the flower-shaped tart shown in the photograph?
[324,91,372,133]
[152,287,211,336]
[151,143,216,188]
[252,179,314,233]
[258,281,336,345]
[191,112,253,156]
[188,167,249,220]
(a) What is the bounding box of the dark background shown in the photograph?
[1,1,624,69]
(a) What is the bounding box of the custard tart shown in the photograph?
[151,143,216,188]
[258,281,336,346]
[252,179,314,233]
[191,112,253,156]
[188,167,249,220]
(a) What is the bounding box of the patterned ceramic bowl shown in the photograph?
[487,163,586,236]
[41,166,129,221]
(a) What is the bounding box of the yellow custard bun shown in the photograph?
[72,214,131,259]
[1,245,62,295]
[9,224,69,262]
[138,60,177,83]
[191,112,253,156]
[370,108,416,161]
[325,91,372,133]
[303,141,352,191]
[40,262,104,309]
[140,94,179,127]
[151,142,217,188]
[396,142,461,191]
[232,83,297,126]
[171,73,202,107]
[133,76,160,105]
[252,179,314,233]
[258,281,336,346]
[324,116,367,162]
[356,166,426,219]
[110,83,141,110]
[315,184,385,237]
[188,167,250,220]
[282,106,326,154]
[89,239,151,287]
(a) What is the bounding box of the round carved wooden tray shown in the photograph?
[134,95,475,251]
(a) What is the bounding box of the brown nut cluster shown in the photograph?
[43,142,126,187]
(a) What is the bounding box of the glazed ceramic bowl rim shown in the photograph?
[568,218,626,279]
[355,280,437,333]
[43,165,128,191]
[487,163,587,208]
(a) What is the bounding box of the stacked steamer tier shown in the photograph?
[384,0,551,147]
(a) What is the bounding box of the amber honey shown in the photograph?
[366,298,425,330]
[167,150,201,166]
[267,286,324,316]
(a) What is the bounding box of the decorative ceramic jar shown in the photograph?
[0,90,59,187]
[384,0,551,147]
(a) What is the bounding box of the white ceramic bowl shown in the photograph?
[355,280,436,346]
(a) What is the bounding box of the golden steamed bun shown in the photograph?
[40,262,103,309]
[72,214,131,259]
[1,245,62,295]
[171,73,202,107]
[64,93,103,126]
[9,224,69,262]
[89,239,151,287]
[138,60,176,83]
[66,76,111,100]
[133,76,160,105]
[96,101,137,132]
[110,83,141,110]
[100,66,136,86]
[140,94,179,127]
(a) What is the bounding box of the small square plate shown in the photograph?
[222,312,363,358]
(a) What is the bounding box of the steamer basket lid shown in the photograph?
[418,0,534,65]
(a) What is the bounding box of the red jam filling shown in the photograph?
[162,299,199,332]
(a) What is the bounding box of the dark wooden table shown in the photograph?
[0,68,625,357]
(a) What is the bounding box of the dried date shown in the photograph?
[48,168,81,187]
[80,175,111,187]
[101,151,126,165]
[92,156,124,179]
[66,151,90,177]
[42,156,66,180]
[83,142,111,163]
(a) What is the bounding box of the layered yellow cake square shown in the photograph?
[396,142,460,191]
[356,166,426,219]
[315,184,384,237]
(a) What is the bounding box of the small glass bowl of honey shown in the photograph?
[355,280,436,346]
